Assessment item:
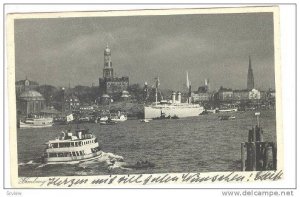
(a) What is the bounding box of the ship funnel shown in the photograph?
[78,131,82,139]
[172,92,176,103]
[177,92,181,103]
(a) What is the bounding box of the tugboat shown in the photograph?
[42,128,102,164]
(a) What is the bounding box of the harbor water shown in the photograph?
[17,110,276,177]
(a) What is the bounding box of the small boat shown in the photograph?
[42,128,102,164]
[218,115,236,120]
[218,108,238,113]
[171,115,179,119]
[206,109,217,114]
[123,160,155,169]
[99,116,109,121]
[20,117,53,128]
[140,119,150,123]
[111,114,127,122]
[99,119,117,125]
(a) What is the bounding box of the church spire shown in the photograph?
[247,56,254,90]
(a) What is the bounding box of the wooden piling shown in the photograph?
[264,143,273,170]
[248,128,255,142]
[272,142,277,170]
[255,126,264,142]
[241,143,246,171]
[241,113,277,171]
[251,142,257,171]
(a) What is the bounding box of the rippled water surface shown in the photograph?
[18,110,276,177]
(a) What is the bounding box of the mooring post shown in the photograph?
[241,142,246,171]
[241,112,276,171]
[251,142,257,171]
[272,142,277,170]
[248,128,255,142]
[264,143,273,170]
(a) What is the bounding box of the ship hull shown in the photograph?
[43,151,102,164]
[144,105,204,119]
[20,123,53,128]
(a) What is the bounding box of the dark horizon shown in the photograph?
[14,12,275,92]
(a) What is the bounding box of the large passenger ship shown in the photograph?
[144,73,204,119]
[42,128,102,164]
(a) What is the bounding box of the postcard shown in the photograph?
[6,6,283,188]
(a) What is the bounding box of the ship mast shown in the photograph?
[186,71,192,104]
[155,77,160,106]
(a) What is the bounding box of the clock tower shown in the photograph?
[103,44,113,79]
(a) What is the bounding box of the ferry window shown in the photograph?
[53,143,58,148]
[49,153,57,157]
[63,152,68,157]
[58,153,64,157]
[76,151,79,156]
[72,152,76,157]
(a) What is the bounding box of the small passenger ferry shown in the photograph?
[20,117,53,128]
[42,128,102,164]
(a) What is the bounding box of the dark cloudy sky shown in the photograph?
[14,12,275,91]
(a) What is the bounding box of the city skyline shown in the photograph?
[14,12,275,91]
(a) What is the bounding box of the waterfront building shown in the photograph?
[100,94,111,105]
[120,90,130,101]
[64,94,80,111]
[247,56,255,90]
[15,78,39,97]
[17,90,45,116]
[266,89,276,100]
[249,89,261,100]
[197,79,210,93]
[233,90,250,101]
[99,45,129,98]
[217,87,233,102]
[191,92,210,102]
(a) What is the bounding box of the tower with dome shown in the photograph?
[99,45,129,100]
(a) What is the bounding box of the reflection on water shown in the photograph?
[18,110,276,177]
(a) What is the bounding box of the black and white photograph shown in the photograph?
[5,6,286,188]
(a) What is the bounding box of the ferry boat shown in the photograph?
[42,128,102,164]
[20,117,53,128]
[144,73,204,119]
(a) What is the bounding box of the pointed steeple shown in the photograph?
[247,56,254,90]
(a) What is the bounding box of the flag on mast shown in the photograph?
[155,76,160,88]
